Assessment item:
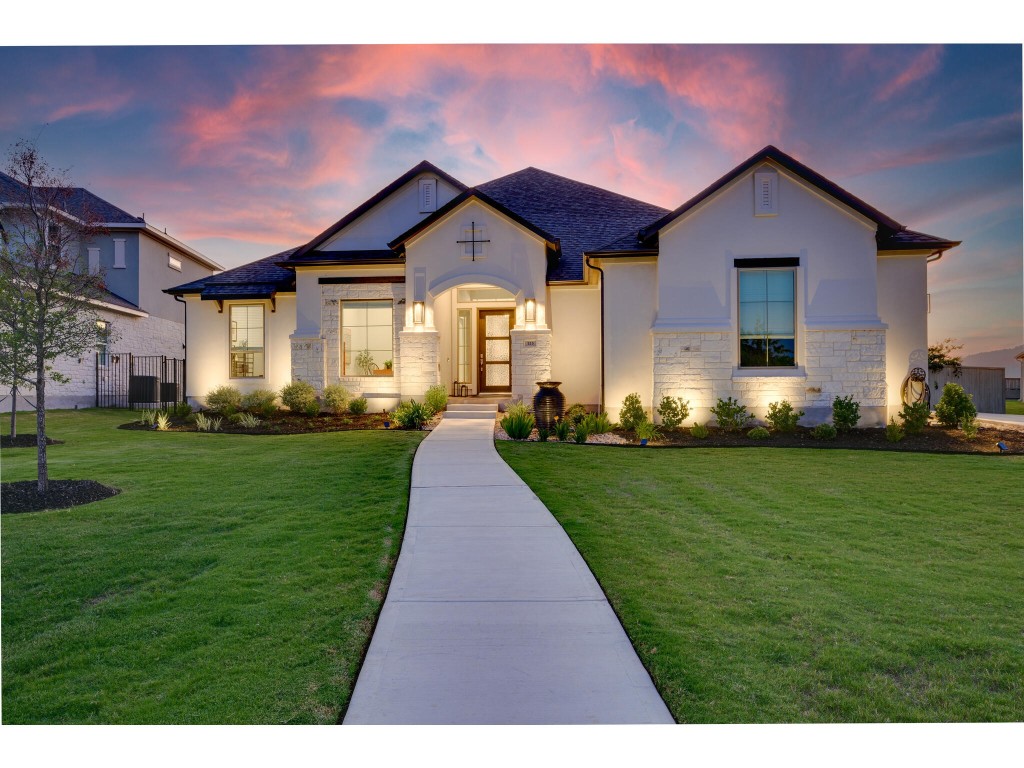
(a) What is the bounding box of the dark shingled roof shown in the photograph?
[98,288,142,312]
[0,171,143,224]
[877,228,961,251]
[475,168,669,282]
[166,249,298,298]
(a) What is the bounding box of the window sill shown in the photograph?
[732,366,807,379]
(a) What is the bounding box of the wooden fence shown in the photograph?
[1006,378,1020,400]
[930,366,1007,413]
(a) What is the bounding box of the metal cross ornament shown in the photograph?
[456,221,490,261]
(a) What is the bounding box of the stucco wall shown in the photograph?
[548,284,601,408]
[877,254,930,414]
[137,232,214,322]
[601,260,657,421]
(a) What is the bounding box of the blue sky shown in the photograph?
[1,39,1020,357]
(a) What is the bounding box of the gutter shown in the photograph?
[584,255,606,414]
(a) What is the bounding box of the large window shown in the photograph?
[229,304,265,378]
[739,269,795,367]
[341,300,393,376]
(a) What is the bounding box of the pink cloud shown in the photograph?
[876,45,944,102]
[47,93,133,122]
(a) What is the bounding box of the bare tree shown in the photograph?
[0,140,107,493]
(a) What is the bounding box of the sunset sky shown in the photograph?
[1,40,1020,357]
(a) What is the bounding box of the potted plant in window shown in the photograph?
[356,349,375,376]
[383,359,393,373]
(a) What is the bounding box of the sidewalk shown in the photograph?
[343,404,673,724]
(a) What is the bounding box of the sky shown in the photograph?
[1,34,1021,361]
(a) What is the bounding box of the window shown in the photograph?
[96,320,111,365]
[229,305,265,378]
[341,300,393,376]
[739,269,795,367]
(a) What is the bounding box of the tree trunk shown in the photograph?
[9,383,17,439]
[36,350,47,495]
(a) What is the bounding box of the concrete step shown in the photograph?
[446,403,499,413]
[443,410,497,420]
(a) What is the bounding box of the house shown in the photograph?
[0,171,221,410]
[167,146,959,426]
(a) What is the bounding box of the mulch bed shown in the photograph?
[118,411,395,435]
[1,480,120,514]
[1,434,64,448]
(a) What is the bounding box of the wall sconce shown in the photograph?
[525,297,536,324]
[413,301,425,325]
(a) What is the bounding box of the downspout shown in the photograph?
[584,255,605,414]
[174,294,187,403]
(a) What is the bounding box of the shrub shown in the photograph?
[139,409,157,426]
[170,402,192,419]
[934,382,976,428]
[635,419,661,443]
[747,426,770,440]
[322,384,351,414]
[579,412,613,435]
[206,385,242,415]
[425,384,448,415]
[392,400,431,430]
[657,395,690,429]
[710,397,752,432]
[690,422,710,439]
[241,388,278,418]
[552,418,572,441]
[572,424,590,444]
[811,422,837,440]
[765,400,803,433]
[280,381,318,413]
[348,396,368,415]
[831,395,860,432]
[237,412,262,429]
[619,393,647,432]
[195,413,222,433]
[155,412,171,431]
[960,415,979,440]
[899,401,930,435]
[885,418,905,443]
[503,401,531,419]
[501,411,535,440]
[563,402,587,426]
[537,428,549,442]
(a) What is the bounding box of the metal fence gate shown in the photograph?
[96,353,185,409]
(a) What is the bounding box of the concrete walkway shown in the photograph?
[343,403,673,725]
[977,412,1024,428]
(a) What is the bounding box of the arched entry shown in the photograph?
[440,283,518,396]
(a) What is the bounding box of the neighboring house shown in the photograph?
[0,171,221,410]
[167,146,959,425]
[1018,353,1024,402]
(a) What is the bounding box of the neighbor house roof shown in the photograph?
[166,248,298,300]
[0,170,143,224]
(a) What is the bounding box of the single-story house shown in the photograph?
[1,171,221,410]
[167,146,959,426]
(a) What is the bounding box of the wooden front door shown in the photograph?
[478,309,514,392]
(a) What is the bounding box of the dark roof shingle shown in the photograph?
[166,249,298,298]
[0,171,143,224]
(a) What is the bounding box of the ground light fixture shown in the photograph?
[997,441,1008,452]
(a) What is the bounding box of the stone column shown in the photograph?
[510,328,552,403]
[290,334,326,393]
[398,330,440,401]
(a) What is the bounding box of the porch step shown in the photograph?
[444,403,498,419]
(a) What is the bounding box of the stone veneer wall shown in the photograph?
[652,328,886,426]
[398,330,440,401]
[510,329,552,403]
[4,311,186,411]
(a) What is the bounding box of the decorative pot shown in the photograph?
[533,381,565,431]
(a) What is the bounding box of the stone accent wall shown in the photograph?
[290,335,326,393]
[5,310,184,411]
[510,329,552,403]
[398,330,440,400]
[652,328,886,426]
[321,283,404,397]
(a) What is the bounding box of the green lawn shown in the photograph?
[496,441,1024,722]
[1005,400,1024,416]
[2,409,424,724]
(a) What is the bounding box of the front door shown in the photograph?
[478,309,514,393]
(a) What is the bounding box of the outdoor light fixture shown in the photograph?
[413,301,425,325]
[525,297,536,324]
[997,441,1008,452]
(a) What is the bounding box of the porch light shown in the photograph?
[525,297,536,324]
[413,301,425,325]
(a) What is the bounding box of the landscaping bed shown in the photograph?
[2,479,120,514]
[118,410,400,435]
[1,434,63,448]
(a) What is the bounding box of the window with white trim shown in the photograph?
[229,304,265,378]
[739,269,796,367]
[341,300,393,376]
[95,320,111,365]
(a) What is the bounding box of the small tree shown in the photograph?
[0,274,37,438]
[0,140,108,493]
[928,337,964,377]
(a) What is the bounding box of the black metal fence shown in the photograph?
[96,353,185,409]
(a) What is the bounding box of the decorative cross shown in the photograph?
[456,221,490,261]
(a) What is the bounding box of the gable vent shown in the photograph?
[754,170,778,216]
[419,178,437,212]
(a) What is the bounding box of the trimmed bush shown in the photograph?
[348,396,368,415]
[392,400,431,430]
[501,411,535,440]
[690,422,710,439]
[424,384,448,415]
[885,417,905,443]
[812,423,837,440]
[831,395,860,432]
[960,415,979,439]
[280,381,318,413]
[552,418,572,441]
[657,395,690,429]
[747,426,770,440]
[765,400,803,433]
[710,397,753,432]
[563,403,587,426]
[619,393,646,432]
[934,382,976,428]
[579,412,613,435]
[322,384,351,414]
[241,388,278,418]
[205,385,242,415]
[899,401,930,435]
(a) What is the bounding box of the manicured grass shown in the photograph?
[1005,400,1024,416]
[496,441,1024,722]
[2,409,424,724]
